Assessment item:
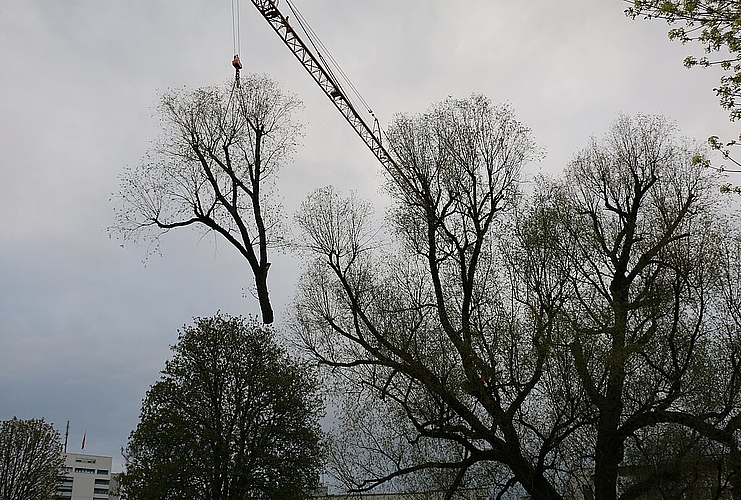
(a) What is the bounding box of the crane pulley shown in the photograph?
[231,0,243,85]
[232,54,243,85]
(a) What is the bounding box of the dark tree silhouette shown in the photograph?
[120,313,324,500]
[112,75,303,324]
[0,417,63,500]
[294,105,741,499]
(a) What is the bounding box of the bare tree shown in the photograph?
[294,96,562,498]
[112,75,303,324]
[555,115,741,500]
[0,417,63,500]
[293,105,741,499]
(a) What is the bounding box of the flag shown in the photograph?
[81,430,86,451]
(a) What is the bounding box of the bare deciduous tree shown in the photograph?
[556,114,737,500]
[293,106,741,500]
[112,75,303,324]
[294,96,559,498]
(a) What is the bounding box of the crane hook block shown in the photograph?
[232,55,243,70]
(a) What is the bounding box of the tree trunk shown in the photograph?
[594,325,626,500]
[509,451,564,500]
[594,410,622,500]
[255,267,274,324]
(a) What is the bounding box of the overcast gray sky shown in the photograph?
[1,0,737,472]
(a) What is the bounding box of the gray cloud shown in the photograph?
[0,0,736,472]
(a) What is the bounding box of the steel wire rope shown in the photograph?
[254,0,409,190]
[284,2,342,91]
[286,2,385,144]
[285,0,376,121]
[228,0,240,123]
[232,0,241,57]
[291,3,369,113]
[227,1,257,146]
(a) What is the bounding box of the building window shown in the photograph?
[96,469,109,475]
[94,479,109,485]
[60,476,73,483]
[93,488,108,495]
[74,467,95,474]
[56,486,73,492]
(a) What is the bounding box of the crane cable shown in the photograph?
[232,0,241,60]
[285,0,379,127]
[287,0,370,112]
[228,0,261,141]
[227,0,249,133]
[231,0,243,90]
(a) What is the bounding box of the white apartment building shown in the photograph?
[57,453,118,500]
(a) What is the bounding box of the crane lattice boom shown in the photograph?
[248,0,398,175]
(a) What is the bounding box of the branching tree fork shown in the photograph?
[113,75,303,324]
[294,103,741,499]
[295,96,563,498]
[558,114,737,499]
